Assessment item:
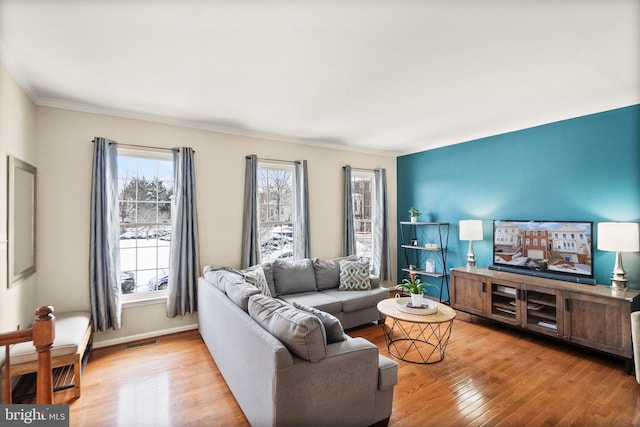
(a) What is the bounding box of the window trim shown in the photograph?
[257,160,298,261]
[350,170,376,260]
[117,148,173,302]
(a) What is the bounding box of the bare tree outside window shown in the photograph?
[258,163,296,261]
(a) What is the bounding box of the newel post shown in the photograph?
[32,306,55,404]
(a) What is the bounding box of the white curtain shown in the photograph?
[167,147,200,317]
[89,137,121,331]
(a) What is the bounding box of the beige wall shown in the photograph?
[0,65,38,332]
[33,107,397,346]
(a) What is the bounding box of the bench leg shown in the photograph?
[73,360,81,398]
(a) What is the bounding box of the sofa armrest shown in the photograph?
[274,337,383,426]
[370,275,380,289]
[377,355,398,390]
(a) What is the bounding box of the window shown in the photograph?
[257,162,296,261]
[351,171,375,260]
[117,150,174,296]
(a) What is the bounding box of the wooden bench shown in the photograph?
[1,312,92,401]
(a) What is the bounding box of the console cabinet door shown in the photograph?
[563,292,631,358]
[521,284,562,338]
[450,271,486,316]
[487,279,519,326]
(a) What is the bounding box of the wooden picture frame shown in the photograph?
[7,156,37,287]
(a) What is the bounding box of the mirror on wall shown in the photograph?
[7,156,36,287]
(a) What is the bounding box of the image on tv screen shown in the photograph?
[493,220,593,278]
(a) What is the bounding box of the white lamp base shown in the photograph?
[610,251,628,290]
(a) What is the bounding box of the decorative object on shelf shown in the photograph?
[409,207,420,223]
[459,219,483,270]
[396,273,439,307]
[411,238,418,246]
[408,264,416,270]
[597,222,640,290]
[425,260,435,273]
[424,243,439,249]
[394,296,438,315]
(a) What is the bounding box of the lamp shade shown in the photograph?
[597,222,640,252]
[459,219,483,241]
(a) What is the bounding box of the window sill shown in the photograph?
[122,294,168,308]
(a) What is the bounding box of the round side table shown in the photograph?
[376,298,456,364]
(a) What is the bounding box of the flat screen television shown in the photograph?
[489,220,596,285]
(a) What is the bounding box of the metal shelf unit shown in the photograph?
[399,221,450,303]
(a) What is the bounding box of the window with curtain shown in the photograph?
[257,161,296,261]
[351,170,376,261]
[117,149,174,297]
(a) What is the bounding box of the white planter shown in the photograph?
[410,216,418,223]
[410,292,424,307]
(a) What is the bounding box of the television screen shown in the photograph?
[491,220,595,284]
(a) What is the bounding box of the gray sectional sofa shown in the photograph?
[198,258,397,426]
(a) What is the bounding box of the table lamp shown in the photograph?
[459,219,483,270]
[597,222,639,290]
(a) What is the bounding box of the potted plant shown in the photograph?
[409,207,420,223]
[396,274,439,307]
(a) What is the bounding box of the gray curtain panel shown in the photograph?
[373,168,391,281]
[167,147,200,317]
[294,160,310,259]
[343,165,356,256]
[89,137,121,331]
[241,154,260,268]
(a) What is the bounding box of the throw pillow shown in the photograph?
[272,259,317,295]
[243,267,272,297]
[292,301,346,344]
[312,256,357,290]
[339,260,371,291]
[248,294,327,362]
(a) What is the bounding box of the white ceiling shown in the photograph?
[1,0,638,156]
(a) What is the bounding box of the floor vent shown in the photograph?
[125,340,158,350]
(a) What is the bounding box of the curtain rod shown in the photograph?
[93,139,192,153]
[343,166,376,172]
[248,155,301,165]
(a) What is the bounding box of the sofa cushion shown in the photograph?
[292,301,346,344]
[273,259,317,295]
[225,277,262,311]
[313,258,340,290]
[249,294,327,362]
[278,292,342,315]
[322,287,390,312]
[8,312,90,364]
[339,260,371,291]
[244,266,272,297]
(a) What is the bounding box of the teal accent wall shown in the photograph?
[397,105,640,297]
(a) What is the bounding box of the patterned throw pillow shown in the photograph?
[244,267,272,297]
[339,260,371,291]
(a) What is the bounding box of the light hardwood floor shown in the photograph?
[59,312,640,426]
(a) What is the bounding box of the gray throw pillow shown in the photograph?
[292,301,346,344]
[313,258,340,290]
[273,259,317,295]
[249,294,327,362]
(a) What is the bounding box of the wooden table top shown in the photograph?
[377,298,456,323]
